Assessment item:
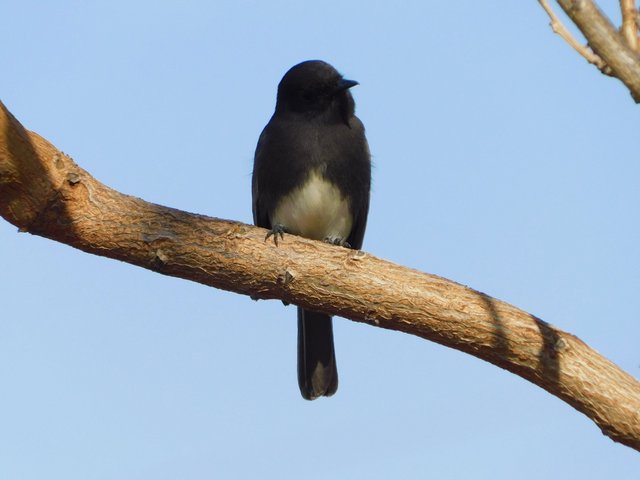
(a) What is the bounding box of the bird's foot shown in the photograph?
[323,235,351,248]
[265,224,288,246]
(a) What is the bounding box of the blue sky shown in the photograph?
[2,1,639,478]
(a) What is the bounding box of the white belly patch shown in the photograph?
[272,171,352,241]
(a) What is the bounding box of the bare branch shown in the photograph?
[539,0,608,70]
[2,101,640,451]
[620,0,639,51]
[556,0,640,102]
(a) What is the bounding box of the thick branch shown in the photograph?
[556,0,640,102]
[1,101,640,451]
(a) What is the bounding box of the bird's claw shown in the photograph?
[324,235,351,248]
[265,224,287,246]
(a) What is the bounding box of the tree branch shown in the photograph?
[620,0,639,51]
[553,0,640,102]
[539,0,608,70]
[2,101,640,451]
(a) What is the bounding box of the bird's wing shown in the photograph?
[252,129,271,229]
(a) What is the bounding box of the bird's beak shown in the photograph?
[337,79,359,91]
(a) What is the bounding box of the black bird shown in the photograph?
[252,60,371,400]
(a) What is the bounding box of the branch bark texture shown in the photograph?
[1,101,639,451]
[620,0,639,51]
[556,0,640,101]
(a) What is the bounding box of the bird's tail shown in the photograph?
[297,307,338,400]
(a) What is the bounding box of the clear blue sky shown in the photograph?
[2,1,639,478]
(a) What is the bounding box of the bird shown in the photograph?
[252,60,371,400]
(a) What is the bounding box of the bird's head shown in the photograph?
[275,60,358,123]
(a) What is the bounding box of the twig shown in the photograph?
[539,0,608,70]
[620,0,639,51]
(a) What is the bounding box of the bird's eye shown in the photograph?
[300,83,333,103]
[301,89,316,102]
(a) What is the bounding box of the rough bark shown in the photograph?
[1,101,639,451]
[556,0,640,101]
